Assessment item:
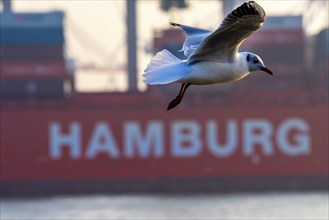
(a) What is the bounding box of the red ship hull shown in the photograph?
[1,95,328,195]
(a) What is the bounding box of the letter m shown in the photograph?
[124,121,164,158]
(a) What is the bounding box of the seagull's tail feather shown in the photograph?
[143,49,190,85]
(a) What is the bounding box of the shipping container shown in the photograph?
[313,28,329,65]
[313,60,329,90]
[235,79,303,92]
[261,16,302,30]
[242,45,304,62]
[234,62,305,91]
[243,29,304,48]
[0,11,63,28]
[0,27,64,44]
[265,62,305,76]
[153,28,184,53]
[0,44,64,61]
[0,77,69,99]
[0,61,67,78]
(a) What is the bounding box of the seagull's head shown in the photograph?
[245,52,273,75]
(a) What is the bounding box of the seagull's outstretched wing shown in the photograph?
[170,22,212,58]
[188,1,266,63]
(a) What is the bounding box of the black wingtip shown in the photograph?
[231,0,263,18]
[169,22,179,27]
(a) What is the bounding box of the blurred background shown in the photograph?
[0,0,328,219]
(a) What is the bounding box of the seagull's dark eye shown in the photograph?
[253,60,258,64]
[246,54,250,62]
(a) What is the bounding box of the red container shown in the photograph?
[0,61,67,78]
[243,29,304,47]
[313,60,329,89]
[241,45,304,62]
[153,29,184,52]
[0,77,69,99]
[234,62,305,91]
[266,62,305,76]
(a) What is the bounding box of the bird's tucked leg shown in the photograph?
[167,83,191,111]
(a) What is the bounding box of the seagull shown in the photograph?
[143,1,273,111]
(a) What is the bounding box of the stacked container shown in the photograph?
[0,11,70,99]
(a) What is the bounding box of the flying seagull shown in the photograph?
[143,1,273,111]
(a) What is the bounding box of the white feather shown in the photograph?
[144,49,180,72]
[143,50,191,85]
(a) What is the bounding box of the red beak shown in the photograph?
[260,67,273,75]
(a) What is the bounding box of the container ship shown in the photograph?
[0,1,328,196]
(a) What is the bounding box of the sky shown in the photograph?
[1,0,328,91]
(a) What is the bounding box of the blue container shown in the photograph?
[314,28,329,64]
[0,27,64,44]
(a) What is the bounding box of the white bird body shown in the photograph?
[144,50,251,85]
[178,54,250,85]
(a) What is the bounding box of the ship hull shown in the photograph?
[1,104,328,195]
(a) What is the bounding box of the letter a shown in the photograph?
[86,122,120,159]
